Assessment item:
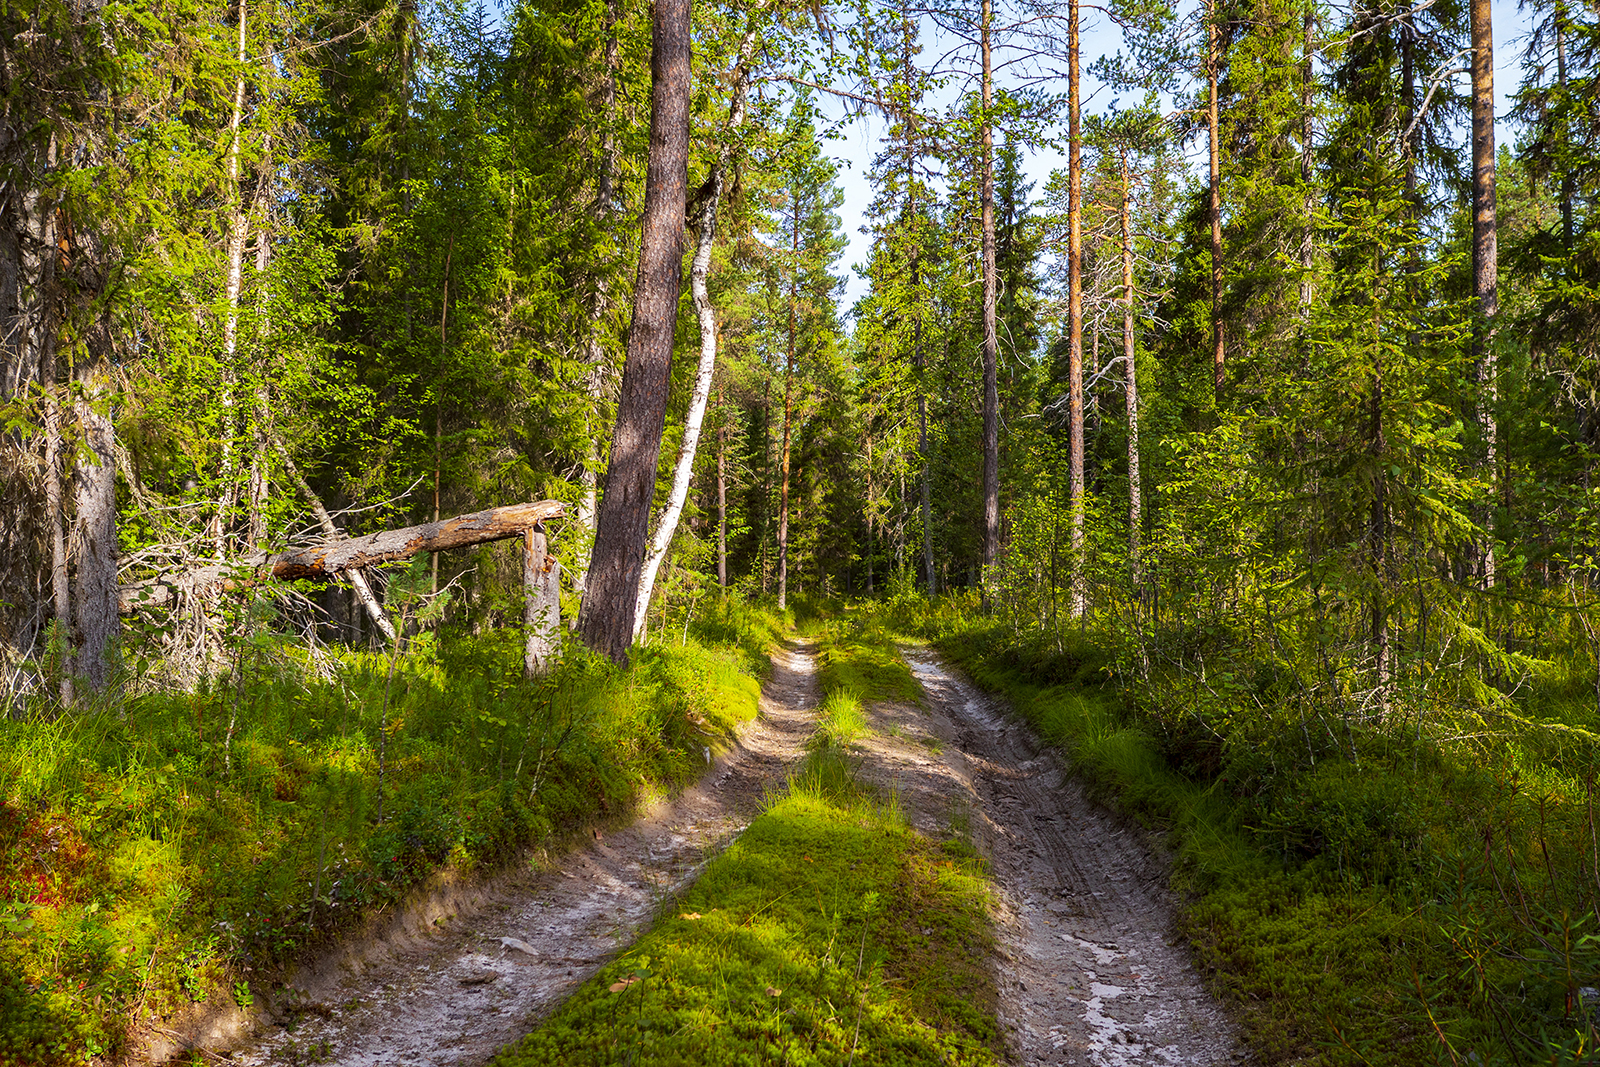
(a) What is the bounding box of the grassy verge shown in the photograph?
[491,617,1002,1067]
[913,606,1600,1067]
[0,597,783,1066]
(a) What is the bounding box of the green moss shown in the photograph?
[0,600,783,1063]
[491,774,999,1067]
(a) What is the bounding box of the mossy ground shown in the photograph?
[492,614,1002,1067]
[0,599,783,1066]
[911,601,1600,1067]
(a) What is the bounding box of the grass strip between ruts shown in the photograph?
[491,622,1003,1067]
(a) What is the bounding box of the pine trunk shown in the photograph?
[575,0,692,664]
[72,361,119,693]
[1470,0,1498,588]
[779,267,796,611]
[213,0,250,557]
[1121,156,1141,592]
[1208,0,1225,398]
[632,38,753,638]
[576,0,624,598]
[716,399,727,594]
[1067,0,1086,618]
[980,0,1000,609]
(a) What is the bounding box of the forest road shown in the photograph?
[226,641,820,1067]
[851,647,1247,1067]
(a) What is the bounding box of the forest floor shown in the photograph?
[219,638,1244,1067]
[222,641,821,1066]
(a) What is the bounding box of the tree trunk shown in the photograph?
[716,391,728,594]
[1121,155,1141,592]
[247,216,274,553]
[632,37,754,638]
[980,0,1000,609]
[1067,0,1086,618]
[576,0,624,599]
[575,0,692,664]
[1470,0,1498,588]
[779,263,796,612]
[865,429,875,595]
[1208,0,1225,398]
[524,525,560,677]
[272,500,566,578]
[1370,250,1391,711]
[72,361,119,693]
[433,238,451,595]
[213,0,251,558]
[268,430,399,643]
[38,200,71,704]
[1299,5,1315,312]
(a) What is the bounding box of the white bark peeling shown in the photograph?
[631,41,755,642]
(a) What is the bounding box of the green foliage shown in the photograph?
[0,603,779,1063]
[491,647,1000,1067]
[814,612,921,706]
[906,593,1600,1066]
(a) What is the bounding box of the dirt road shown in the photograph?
[222,643,820,1067]
[865,646,1246,1067]
[209,638,1243,1067]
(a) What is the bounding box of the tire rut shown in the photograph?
[219,642,820,1067]
[863,646,1246,1067]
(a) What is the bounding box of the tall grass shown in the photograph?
[881,593,1600,1066]
[0,598,782,1065]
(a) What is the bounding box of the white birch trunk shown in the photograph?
[213,0,250,557]
[631,42,754,640]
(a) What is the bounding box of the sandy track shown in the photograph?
[849,647,1246,1067]
[222,642,820,1067]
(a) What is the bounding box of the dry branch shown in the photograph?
[122,500,565,612]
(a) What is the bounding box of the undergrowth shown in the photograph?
[0,597,782,1066]
[492,610,1001,1067]
[877,594,1600,1067]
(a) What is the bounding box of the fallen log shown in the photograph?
[121,500,566,612]
[269,500,566,579]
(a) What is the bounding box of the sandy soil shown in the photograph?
[191,638,1245,1067]
[872,646,1248,1067]
[218,642,820,1067]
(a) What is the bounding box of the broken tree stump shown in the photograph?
[523,524,561,677]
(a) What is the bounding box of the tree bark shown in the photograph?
[980,0,1000,610]
[1067,0,1086,618]
[213,0,251,557]
[1470,0,1498,588]
[779,235,796,612]
[272,500,567,578]
[575,0,692,664]
[632,36,754,638]
[123,500,566,610]
[1299,5,1315,313]
[576,0,625,598]
[524,525,560,677]
[1121,155,1141,592]
[38,200,71,704]
[716,394,728,594]
[268,431,399,643]
[72,361,119,693]
[1207,0,1225,398]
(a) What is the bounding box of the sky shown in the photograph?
[818,0,1533,310]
